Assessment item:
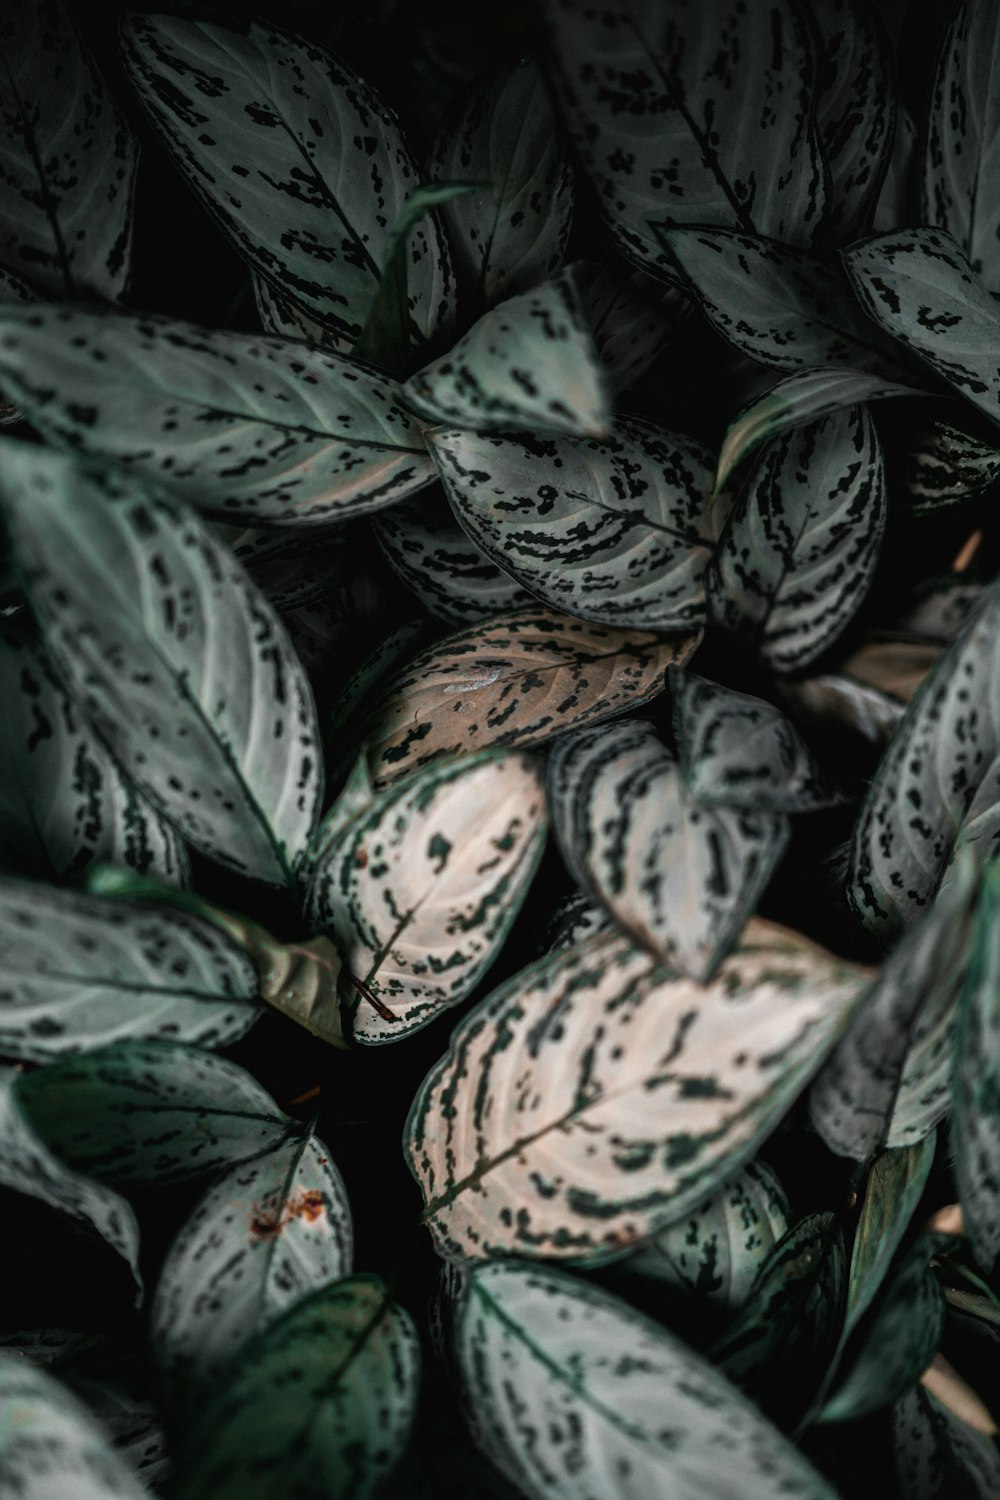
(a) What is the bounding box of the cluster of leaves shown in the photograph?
[4,0,1000,1495]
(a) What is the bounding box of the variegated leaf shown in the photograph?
[252,270,339,350]
[895,580,984,643]
[573,258,692,396]
[894,1383,1000,1498]
[709,406,887,672]
[431,418,714,631]
[402,273,611,438]
[305,751,547,1044]
[838,639,944,705]
[429,57,573,307]
[540,889,614,955]
[0,263,34,427]
[954,857,1000,1267]
[540,0,828,276]
[780,669,906,752]
[874,102,920,231]
[0,444,322,886]
[902,420,1000,510]
[0,878,260,1061]
[360,606,697,788]
[172,1276,419,1500]
[845,1139,938,1337]
[0,1,138,299]
[67,1365,167,1494]
[15,1039,299,1190]
[322,618,436,775]
[406,920,865,1263]
[0,305,435,525]
[121,15,454,350]
[152,1134,352,1395]
[813,0,896,241]
[548,719,789,980]
[455,1262,839,1500]
[224,526,353,612]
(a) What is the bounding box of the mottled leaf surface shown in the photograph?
[406,920,864,1263]
[902,421,1000,510]
[954,858,1000,1267]
[894,1384,1000,1499]
[573,258,691,396]
[813,0,896,241]
[252,270,339,349]
[845,1139,937,1337]
[0,445,322,886]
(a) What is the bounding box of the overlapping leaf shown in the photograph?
[954,858,1000,1267]
[844,1140,938,1338]
[902,421,1000,510]
[573,258,691,396]
[894,1383,1000,1498]
[813,0,896,241]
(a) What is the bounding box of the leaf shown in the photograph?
[66,1364,167,1493]
[322,618,436,765]
[923,0,1000,296]
[540,889,614,955]
[780,670,906,751]
[0,877,260,1061]
[151,1133,353,1396]
[0,1358,149,1499]
[902,421,1000,510]
[0,443,322,886]
[846,575,1000,938]
[547,718,790,980]
[251,269,340,350]
[429,56,573,307]
[360,605,698,788]
[120,15,454,351]
[0,1,138,299]
[894,1383,1000,1498]
[844,1138,937,1337]
[839,638,944,704]
[15,1039,299,1190]
[225,526,354,612]
[431,418,714,631]
[406,919,865,1263]
[172,1276,420,1500]
[953,858,1000,1267]
[455,1262,839,1500]
[0,304,436,525]
[304,750,547,1044]
[540,0,829,276]
[573,258,692,396]
[0,263,34,427]
[812,0,896,242]
[708,405,888,672]
[403,272,611,438]
[874,103,920,231]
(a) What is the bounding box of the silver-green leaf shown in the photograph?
[902,421,1000,511]
[813,0,896,242]
[953,857,1000,1267]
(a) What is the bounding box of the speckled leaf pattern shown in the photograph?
[360,606,697,788]
[541,889,615,954]
[152,1134,353,1394]
[0,445,322,886]
[455,1263,839,1500]
[953,859,1000,1267]
[813,0,896,241]
[406,920,865,1263]
[547,719,790,980]
[304,751,547,1044]
[0,263,34,426]
[402,273,611,438]
[173,1276,420,1500]
[540,0,828,277]
[15,1039,298,1191]
[429,57,573,307]
[120,15,454,349]
[0,1068,141,1298]
[432,418,714,631]
[844,1139,937,1337]
[322,619,435,767]
[69,1370,167,1494]
[251,269,341,350]
[847,576,1000,938]
[0,305,435,525]
[0,0,138,299]
[0,879,260,1062]
[573,258,692,396]
[708,406,888,672]
[894,1384,1000,1499]
[902,421,1000,510]
[923,1,1000,295]
[0,1359,149,1500]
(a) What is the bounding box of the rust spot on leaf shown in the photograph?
[249,1189,327,1239]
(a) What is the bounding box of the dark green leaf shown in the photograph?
[844,1139,938,1336]
[573,258,692,396]
[812,0,896,241]
[894,1383,1000,1498]
[953,857,1000,1267]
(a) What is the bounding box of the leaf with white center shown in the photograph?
[360,605,697,788]
[15,1039,298,1191]
[405,919,865,1263]
[403,273,610,438]
[902,420,1000,510]
[847,575,1000,938]
[455,1262,839,1500]
[305,750,547,1044]
[0,305,435,525]
[152,1132,352,1396]
[844,1139,937,1337]
[0,878,260,1061]
[432,418,714,631]
[0,1069,141,1300]
[573,258,692,396]
[429,57,573,308]
[894,1384,1000,1498]
[709,405,887,672]
[924,0,1000,295]
[0,1358,149,1500]
[0,444,322,886]
[813,0,896,242]
[548,719,789,980]
[120,15,454,351]
[173,1276,419,1500]
[540,0,828,277]
[953,858,1000,1267]
[0,1,138,299]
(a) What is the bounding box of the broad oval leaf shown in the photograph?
[0,444,322,886]
[954,858,1000,1267]
[1,1,138,299]
[902,420,1000,510]
[0,305,435,524]
[406,920,865,1263]
[813,0,896,242]
[708,405,888,671]
[548,719,789,980]
[0,878,260,1061]
[121,15,454,350]
[173,1275,420,1500]
[432,418,714,631]
[152,1133,352,1395]
[844,1138,937,1337]
[360,605,698,788]
[305,751,547,1044]
[456,1262,839,1500]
